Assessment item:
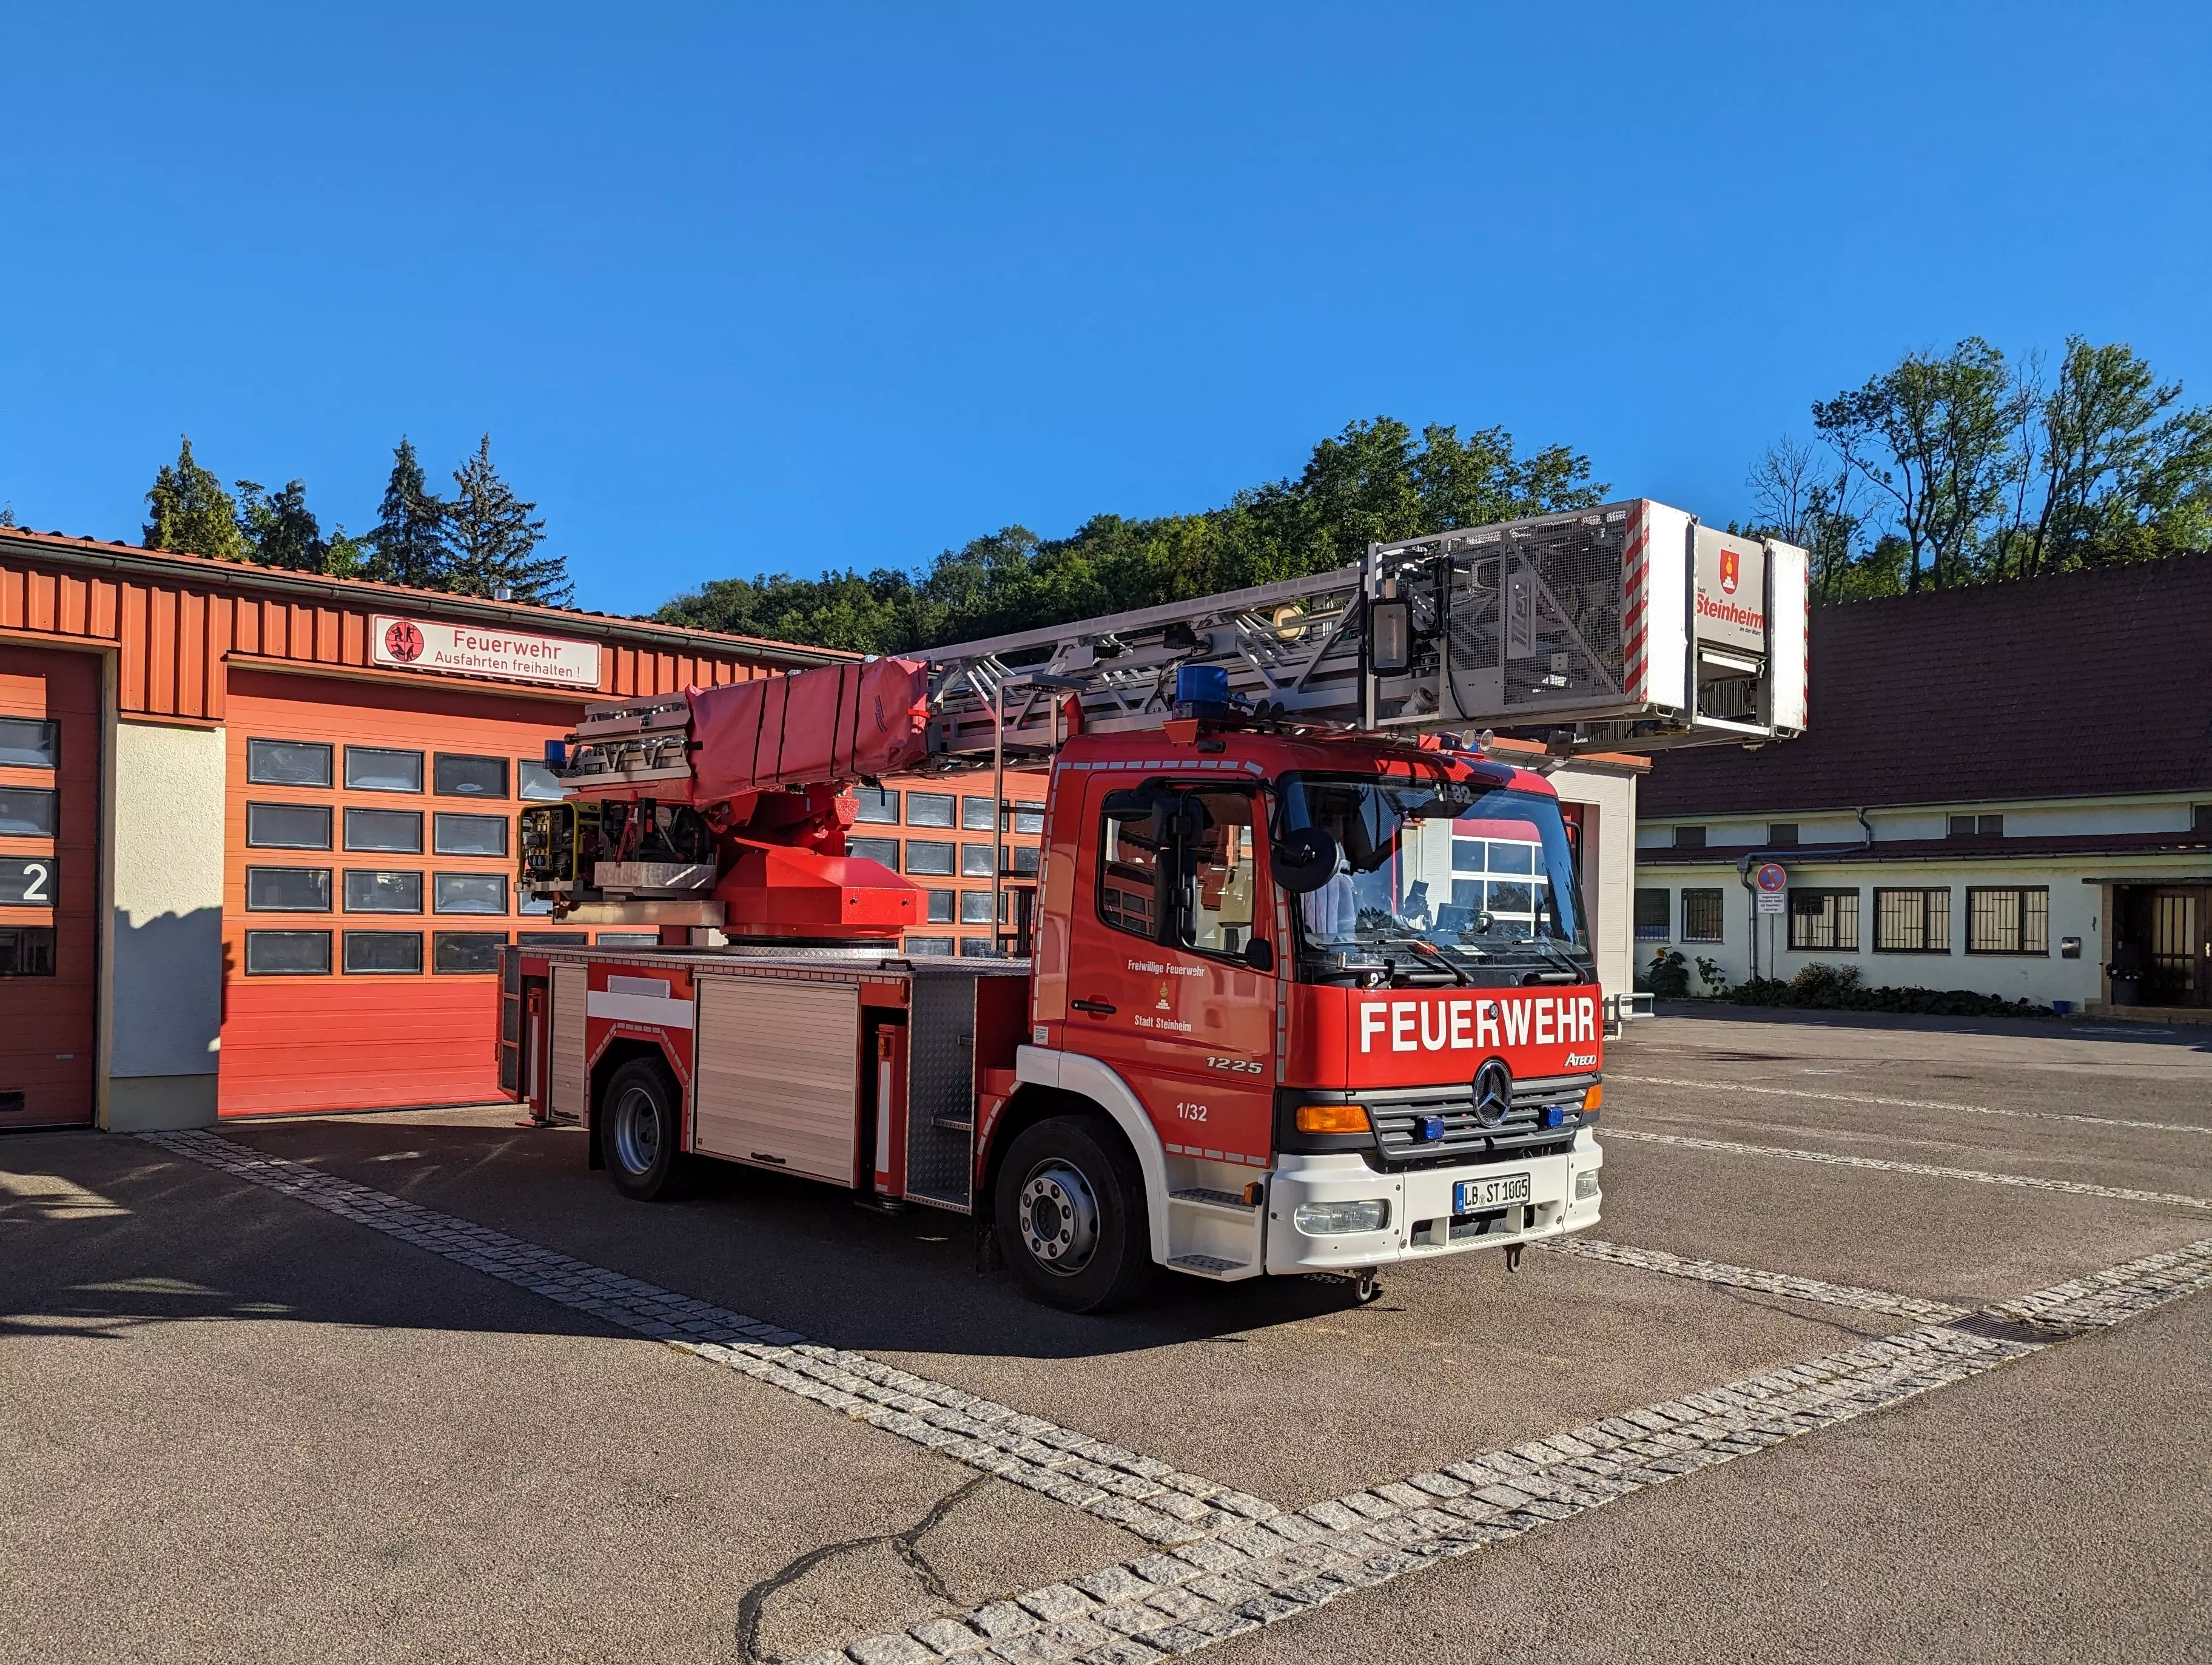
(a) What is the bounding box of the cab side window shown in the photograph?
[1098,813,1159,939]
[1187,792,1257,956]
[1095,787,1257,956]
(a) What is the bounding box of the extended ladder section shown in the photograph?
[923,499,1808,759]
[548,497,1809,805]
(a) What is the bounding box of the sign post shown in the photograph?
[1753,861,1787,915]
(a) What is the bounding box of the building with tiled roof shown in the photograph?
[1633,556,2212,1014]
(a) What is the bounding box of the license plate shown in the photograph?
[1455,1172,1531,1212]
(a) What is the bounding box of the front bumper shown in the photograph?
[1260,1129,1602,1273]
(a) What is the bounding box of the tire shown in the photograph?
[993,1115,1154,1313]
[599,1057,684,1201]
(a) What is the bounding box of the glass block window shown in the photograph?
[343,930,422,974]
[344,870,423,913]
[244,867,332,912]
[595,931,660,945]
[853,787,899,824]
[958,937,998,957]
[518,759,569,801]
[434,931,506,973]
[433,872,508,914]
[434,754,509,798]
[0,926,59,976]
[1874,888,1952,953]
[247,801,331,849]
[963,796,998,830]
[246,738,331,786]
[0,787,60,837]
[907,792,956,828]
[904,935,953,957]
[962,844,995,878]
[1003,844,1040,876]
[926,889,956,924]
[1635,888,1671,941]
[344,807,423,853]
[1012,801,1044,835]
[1967,887,2049,955]
[904,840,955,876]
[246,930,331,975]
[345,747,423,792]
[960,890,995,924]
[516,931,587,947]
[1787,889,1860,952]
[848,836,900,868]
[0,718,59,768]
[1682,889,1726,943]
[434,813,509,856]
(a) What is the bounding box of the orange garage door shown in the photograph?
[219,668,591,1116]
[0,645,99,1129]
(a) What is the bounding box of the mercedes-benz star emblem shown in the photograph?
[1472,1058,1513,1129]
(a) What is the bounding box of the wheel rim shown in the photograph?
[611,1084,661,1175]
[1018,1159,1100,1276]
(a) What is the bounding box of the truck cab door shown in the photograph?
[1064,776,1277,1168]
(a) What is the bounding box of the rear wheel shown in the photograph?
[993,1115,1153,1312]
[600,1057,684,1201]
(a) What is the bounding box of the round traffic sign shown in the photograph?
[1754,861,1788,893]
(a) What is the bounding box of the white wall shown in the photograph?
[1634,856,2109,1008]
[105,720,226,1130]
[1553,763,1638,1017]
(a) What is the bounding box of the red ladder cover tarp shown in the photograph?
[684,657,932,804]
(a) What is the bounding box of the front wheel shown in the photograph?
[993,1115,1153,1312]
[599,1057,684,1201]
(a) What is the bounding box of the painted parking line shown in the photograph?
[813,1239,2212,1664]
[1611,1073,2212,1138]
[1542,1236,1971,1324]
[141,1129,1273,1546]
[1599,1126,2212,1211]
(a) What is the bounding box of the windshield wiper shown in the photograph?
[1401,937,1472,986]
[1510,937,1591,983]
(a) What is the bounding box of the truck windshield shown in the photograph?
[1277,772,1592,988]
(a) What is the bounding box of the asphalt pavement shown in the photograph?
[3,1008,2207,1663]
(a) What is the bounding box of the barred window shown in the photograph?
[1787,889,1859,952]
[1967,887,2049,955]
[1875,888,1952,953]
[1634,888,1670,941]
[1682,889,1725,943]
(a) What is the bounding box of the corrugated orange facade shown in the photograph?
[0,529,849,1122]
[0,530,838,724]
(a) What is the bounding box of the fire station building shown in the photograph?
[1,526,1643,1135]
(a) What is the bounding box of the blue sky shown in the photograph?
[4,4,2208,617]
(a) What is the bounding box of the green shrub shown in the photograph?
[1718,962,2051,1018]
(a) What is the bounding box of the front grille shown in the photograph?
[1368,1078,1587,1169]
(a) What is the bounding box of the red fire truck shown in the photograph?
[498,500,1808,1308]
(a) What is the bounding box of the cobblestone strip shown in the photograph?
[1985,1236,2212,1330]
[807,1325,2038,1665]
[1542,1236,1972,1324]
[813,1234,2212,1665]
[141,1130,1269,1546]
[1610,1074,2212,1139]
[1601,1127,2212,1211]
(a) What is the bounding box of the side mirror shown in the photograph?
[1243,937,1274,973]
[1272,825,1341,895]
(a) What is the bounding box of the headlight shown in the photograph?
[1573,1171,1601,1201]
[1294,1199,1390,1235]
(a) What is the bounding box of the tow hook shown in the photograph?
[1505,1244,1524,1273]
[1354,1269,1382,1305]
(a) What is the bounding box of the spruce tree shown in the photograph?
[365,438,452,588]
[444,434,572,605]
[235,478,329,571]
[144,437,249,562]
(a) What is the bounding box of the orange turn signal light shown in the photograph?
[1582,1083,1603,1112]
[1296,1102,1371,1135]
